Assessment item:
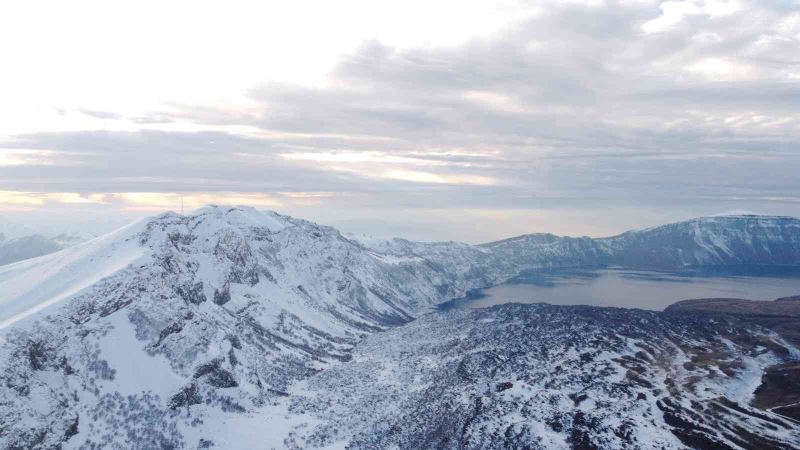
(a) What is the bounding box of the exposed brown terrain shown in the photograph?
[752,363,800,421]
[665,295,800,315]
[665,295,800,347]
[665,295,800,423]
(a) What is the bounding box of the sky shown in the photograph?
[1,0,799,243]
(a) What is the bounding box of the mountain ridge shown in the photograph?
[1,205,799,449]
[484,214,800,270]
[0,230,97,267]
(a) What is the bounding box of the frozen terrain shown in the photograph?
[0,206,799,449]
[484,214,800,270]
[0,231,95,267]
[284,303,800,449]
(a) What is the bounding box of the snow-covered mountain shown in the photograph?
[0,231,95,267]
[0,206,513,449]
[0,206,798,449]
[485,214,800,270]
[601,215,800,269]
[3,211,799,271]
[49,231,97,248]
[0,234,63,267]
[285,303,800,449]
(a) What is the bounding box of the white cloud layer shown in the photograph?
[1,0,799,240]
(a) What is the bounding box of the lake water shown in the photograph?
[440,266,800,311]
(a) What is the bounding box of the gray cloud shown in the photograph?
[78,109,123,120]
[3,0,800,240]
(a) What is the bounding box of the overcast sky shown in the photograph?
[1,0,799,242]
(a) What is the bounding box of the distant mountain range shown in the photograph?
[484,214,800,270]
[4,212,799,271]
[0,206,798,449]
[0,231,94,266]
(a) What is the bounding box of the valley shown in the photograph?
[439,266,800,311]
[0,206,799,449]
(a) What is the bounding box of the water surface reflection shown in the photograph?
[440,266,800,311]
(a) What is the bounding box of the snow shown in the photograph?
[192,205,289,233]
[285,303,799,449]
[691,337,781,404]
[1,206,799,449]
[0,218,150,332]
[712,209,762,217]
[97,310,184,398]
[177,395,326,450]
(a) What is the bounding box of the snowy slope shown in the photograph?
[285,303,800,449]
[0,235,63,267]
[484,214,800,270]
[0,219,149,331]
[0,230,96,267]
[602,215,800,268]
[0,207,799,449]
[0,205,514,449]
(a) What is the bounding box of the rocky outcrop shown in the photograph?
[0,206,512,448]
[285,303,800,449]
[0,208,799,449]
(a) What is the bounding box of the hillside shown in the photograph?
[485,215,800,270]
[0,234,63,266]
[0,206,513,448]
[666,295,800,348]
[0,231,95,267]
[284,303,800,449]
[0,207,799,449]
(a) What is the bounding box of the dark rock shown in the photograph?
[177,282,206,305]
[194,359,238,388]
[169,383,203,411]
[157,321,183,346]
[213,283,231,305]
[197,438,215,449]
[495,382,513,392]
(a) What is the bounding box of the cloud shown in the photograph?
[78,109,123,120]
[1,0,799,239]
[641,1,704,33]
[0,191,107,208]
[0,149,57,167]
[0,190,281,211]
[111,192,281,210]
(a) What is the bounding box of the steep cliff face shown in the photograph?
[481,233,608,270]
[483,215,800,270]
[603,215,800,269]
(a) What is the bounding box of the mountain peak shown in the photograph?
[710,209,767,217]
[701,212,797,220]
[167,204,291,233]
[1,208,800,448]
